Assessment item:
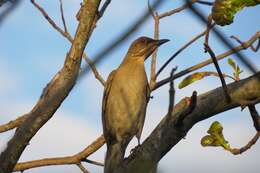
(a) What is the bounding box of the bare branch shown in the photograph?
[31,0,105,86]
[156,27,211,78]
[0,0,21,27]
[175,91,197,126]
[204,43,231,102]
[196,0,214,6]
[31,0,66,38]
[185,0,257,73]
[13,135,105,172]
[77,163,90,173]
[59,0,68,33]
[158,0,197,19]
[150,12,159,89]
[167,68,177,115]
[82,54,106,86]
[0,1,102,172]
[115,71,260,173]
[79,0,165,80]
[228,132,260,155]
[154,31,260,90]
[98,0,111,19]
[231,35,260,52]
[248,105,260,131]
[0,114,28,133]
[82,159,104,167]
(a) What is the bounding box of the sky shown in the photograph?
[0,0,260,173]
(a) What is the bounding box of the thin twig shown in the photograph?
[248,105,260,131]
[154,31,260,90]
[13,135,105,171]
[59,0,68,33]
[175,91,197,126]
[31,0,66,38]
[197,0,214,6]
[156,27,213,78]
[0,0,21,27]
[0,114,29,133]
[149,8,160,89]
[168,68,177,115]
[185,0,257,73]
[79,0,165,80]
[98,0,111,19]
[77,163,90,173]
[82,54,106,86]
[159,0,198,19]
[231,35,260,52]
[31,0,105,86]
[82,158,104,167]
[204,14,212,46]
[204,43,231,102]
[228,132,260,155]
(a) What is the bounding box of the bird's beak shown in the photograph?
[156,39,170,46]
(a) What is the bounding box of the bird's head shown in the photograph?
[127,36,169,60]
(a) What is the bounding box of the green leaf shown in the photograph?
[227,58,242,80]
[178,72,220,89]
[228,58,236,71]
[201,121,231,150]
[212,0,260,26]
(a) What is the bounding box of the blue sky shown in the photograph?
[0,0,259,173]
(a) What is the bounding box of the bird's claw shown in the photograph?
[130,144,141,155]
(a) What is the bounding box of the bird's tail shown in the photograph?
[104,142,125,173]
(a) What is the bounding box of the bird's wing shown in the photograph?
[102,70,116,142]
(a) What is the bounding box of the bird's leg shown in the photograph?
[130,137,142,155]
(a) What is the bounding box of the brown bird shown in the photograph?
[102,36,169,173]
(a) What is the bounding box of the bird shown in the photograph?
[102,36,169,173]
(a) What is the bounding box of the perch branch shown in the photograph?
[114,71,260,173]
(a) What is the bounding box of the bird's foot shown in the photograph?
[130,144,141,155]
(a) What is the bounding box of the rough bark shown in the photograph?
[115,72,260,173]
[0,0,101,172]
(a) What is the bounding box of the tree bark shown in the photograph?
[115,72,260,173]
[0,1,101,172]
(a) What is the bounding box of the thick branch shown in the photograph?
[115,72,260,173]
[0,1,102,173]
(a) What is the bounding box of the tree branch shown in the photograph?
[0,1,102,172]
[77,163,90,173]
[228,132,260,155]
[59,0,68,33]
[13,135,105,172]
[0,114,28,133]
[115,71,260,173]
[31,0,105,86]
[154,31,260,90]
